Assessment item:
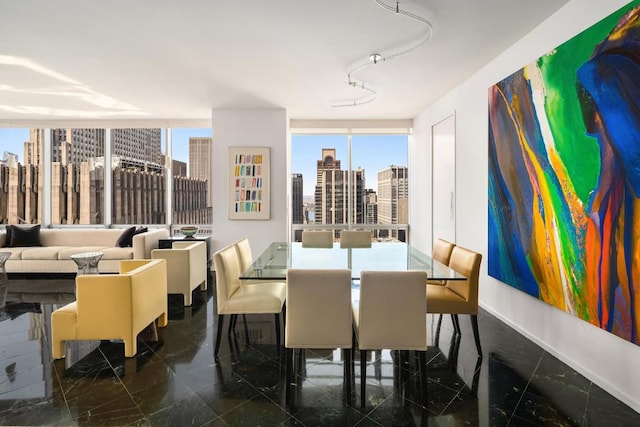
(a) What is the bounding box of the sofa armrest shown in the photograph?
[132,228,170,259]
[0,231,6,247]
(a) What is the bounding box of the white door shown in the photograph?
[431,114,456,245]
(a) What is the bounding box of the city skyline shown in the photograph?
[0,128,211,163]
[3,129,408,199]
[291,134,408,196]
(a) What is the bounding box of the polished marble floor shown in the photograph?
[0,275,639,426]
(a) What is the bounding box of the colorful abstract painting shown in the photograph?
[228,147,270,220]
[488,1,640,345]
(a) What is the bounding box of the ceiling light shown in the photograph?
[332,0,433,108]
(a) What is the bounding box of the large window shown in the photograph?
[170,128,212,226]
[111,128,165,225]
[47,128,106,225]
[291,133,408,241]
[0,127,212,229]
[0,128,43,225]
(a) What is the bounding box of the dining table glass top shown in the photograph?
[240,242,467,281]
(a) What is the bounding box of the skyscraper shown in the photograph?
[314,148,365,225]
[377,165,408,240]
[292,173,304,224]
[26,128,162,168]
[189,137,212,207]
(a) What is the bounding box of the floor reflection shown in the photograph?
[0,274,638,426]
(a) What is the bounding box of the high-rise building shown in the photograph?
[189,137,212,207]
[364,189,378,225]
[26,128,162,169]
[112,129,161,166]
[314,148,365,225]
[292,173,304,224]
[377,165,408,240]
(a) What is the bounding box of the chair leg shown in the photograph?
[243,314,250,342]
[360,349,367,408]
[451,314,461,334]
[434,313,443,346]
[282,303,286,331]
[215,314,225,356]
[228,314,236,336]
[470,314,483,356]
[285,347,294,405]
[344,348,352,405]
[418,350,427,407]
[275,313,281,349]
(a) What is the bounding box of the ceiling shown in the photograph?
[0,0,569,125]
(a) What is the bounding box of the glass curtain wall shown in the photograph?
[170,128,213,229]
[0,127,212,229]
[111,128,165,225]
[0,128,39,225]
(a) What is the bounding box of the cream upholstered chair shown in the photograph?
[285,269,353,405]
[234,238,282,285]
[301,230,333,248]
[427,238,456,286]
[353,270,427,408]
[151,240,207,306]
[235,238,255,275]
[213,245,286,356]
[427,246,483,355]
[340,230,372,248]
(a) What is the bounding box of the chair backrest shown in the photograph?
[235,238,253,272]
[445,246,482,308]
[301,230,333,248]
[213,245,242,311]
[339,230,372,248]
[285,269,352,349]
[357,270,427,351]
[432,238,455,266]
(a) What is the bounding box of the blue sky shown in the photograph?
[292,134,408,196]
[1,129,407,197]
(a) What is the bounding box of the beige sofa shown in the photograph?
[0,228,169,273]
[51,259,168,358]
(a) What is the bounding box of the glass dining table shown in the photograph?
[240,241,466,282]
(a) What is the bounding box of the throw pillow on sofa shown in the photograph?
[116,226,137,248]
[8,224,42,247]
[134,226,148,236]
[2,225,13,247]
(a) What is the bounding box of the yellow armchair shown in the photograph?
[51,259,169,359]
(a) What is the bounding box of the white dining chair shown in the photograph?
[213,245,286,356]
[301,230,333,248]
[285,268,353,405]
[339,230,372,248]
[353,270,427,408]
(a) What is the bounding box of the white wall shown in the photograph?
[410,0,640,412]
[211,109,289,256]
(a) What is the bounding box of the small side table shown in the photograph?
[70,251,104,275]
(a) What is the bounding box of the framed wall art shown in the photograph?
[228,147,270,220]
